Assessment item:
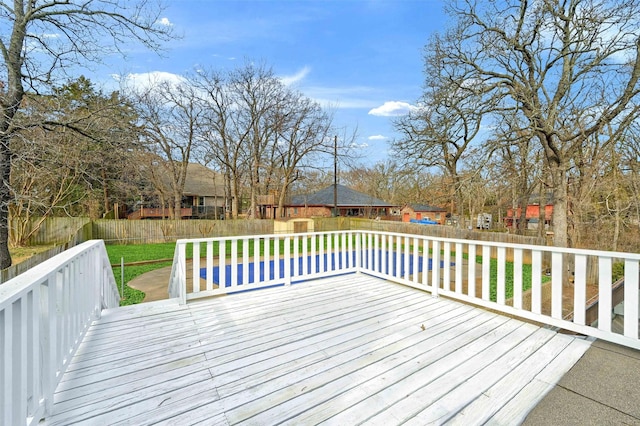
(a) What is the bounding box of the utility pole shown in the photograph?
[333,135,338,217]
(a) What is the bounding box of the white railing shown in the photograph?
[168,230,640,350]
[169,231,358,304]
[0,240,120,426]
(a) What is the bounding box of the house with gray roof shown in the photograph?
[286,184,398,218]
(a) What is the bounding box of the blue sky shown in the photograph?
[100,0,449,165]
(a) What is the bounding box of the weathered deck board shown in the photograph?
[43,274,591,425]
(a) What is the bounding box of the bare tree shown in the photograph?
[441,0,640,247]
[230,64,287,219]
[393,34,490,227]
[0,0,172,267]
[489,112,546,234]
[132,79,202,219]
[194,68,250,219]
[269,91,333,217]
[195,63,339,219]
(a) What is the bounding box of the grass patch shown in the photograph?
[10,244,57,264]
[111,261,173,306]
[106,243,175,306]
[486,258,549,302]
[106,242,176,265]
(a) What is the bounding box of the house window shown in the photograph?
[293,208,298,215]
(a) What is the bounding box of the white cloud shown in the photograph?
[303,85,380,109]
[351,142,369,148]
[368,134,387,141]
[368,101,417,117]
[157,17,173,27]
[115,71,187,93]
[280,66,311,86]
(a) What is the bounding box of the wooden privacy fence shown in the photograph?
[92,219,275,244]
[13,217,91,246]
[1,221,93,283]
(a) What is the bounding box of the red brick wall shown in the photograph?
[286,206,332,218]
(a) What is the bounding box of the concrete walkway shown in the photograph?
[126,265,172,302]
[127,266,640,424]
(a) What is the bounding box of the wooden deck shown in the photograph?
[44,274,591,425]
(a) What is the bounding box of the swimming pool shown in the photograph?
[201,251,450,287]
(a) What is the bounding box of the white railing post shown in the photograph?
[93,247,102,319]
[219,240,226,290]
[551,252,563,319]
[253,237,261,284]
[178,242,187,305]
[242,238,250,286]
[41,272,56,417]
[443,242,451,291]
[513,248,523,310]
[206,241,214,291]
[192,242,200,294]
[284,235,291,286]
[301,235,308,276]
[230,240,238,289]
[531,250,542,314]
[623,259,639,338]
[573,254,587,325]
[355,231,362,273]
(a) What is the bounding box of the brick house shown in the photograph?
[505,204,554,229]
[286,184,398,218]
[400,204,448,224]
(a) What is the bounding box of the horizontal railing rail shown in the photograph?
[168,230,640,350]
[0,240,120,426]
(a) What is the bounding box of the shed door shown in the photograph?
[294,221,308,233]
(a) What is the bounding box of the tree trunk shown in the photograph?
[277,179,290,219]
[454,175,464,229]
[174,191,182,220]
[101,168,110,215]
[516,196,528,235]
[537,183,546,239]
[231,176,239,218]
[550,162,569,248]
[612,197,621,252]
[0,138,12,268]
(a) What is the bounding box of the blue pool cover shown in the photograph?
[201,251,451,287]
